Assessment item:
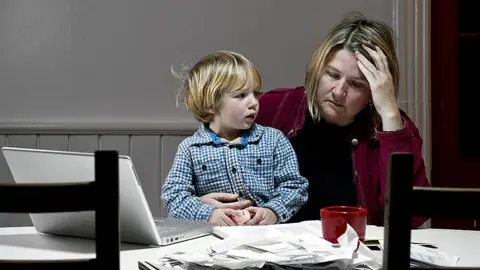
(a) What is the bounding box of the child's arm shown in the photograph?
[161,144,216,221]
[263,131,309,223]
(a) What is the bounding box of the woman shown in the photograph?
[201,12,429,227]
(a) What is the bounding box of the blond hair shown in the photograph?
[174,50,262,123]
[305,12,399,124]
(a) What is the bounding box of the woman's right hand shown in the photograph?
[200,193,252,210]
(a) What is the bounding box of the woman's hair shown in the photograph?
[173,50,262,123]
[305,12,399,124]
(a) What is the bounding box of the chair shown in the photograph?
[0,150,120,270]
[383,152,480,270]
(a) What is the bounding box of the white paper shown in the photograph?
[141,258,184,269]
[212,220,323,239]
[164,251,266,269]
[154,223,375,269]
[150,223,461,270]
[378,240,459,267]
[351,241,383,270]
[410,244,459,267]
[338,224,360,251]
[209,235,258,253]
[213,220,387,241]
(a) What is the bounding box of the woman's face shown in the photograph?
[316,49,371,126]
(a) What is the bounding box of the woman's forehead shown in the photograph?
[326,49,365,80]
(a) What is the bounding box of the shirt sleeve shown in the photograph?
[263,131,309,223]
[161,143,216,221]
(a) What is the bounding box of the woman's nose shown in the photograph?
[332,80,348,99]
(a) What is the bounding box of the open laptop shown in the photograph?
[1,146,215,246]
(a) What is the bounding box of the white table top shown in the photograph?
[362,225,480,266]
[0,226,222,269]
[1,226,479,269]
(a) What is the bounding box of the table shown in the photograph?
[362,225,480,266]
[0,226,222,269]
[1,226,479,269]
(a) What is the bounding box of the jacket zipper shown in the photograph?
[351,146,366,208]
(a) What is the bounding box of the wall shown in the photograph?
[0,0,392,124]
[0,0,430,227]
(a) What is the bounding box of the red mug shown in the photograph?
[320,206,367,244]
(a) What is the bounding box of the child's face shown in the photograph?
[212,87,260,134]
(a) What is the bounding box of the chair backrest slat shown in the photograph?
[0,183,96,213]
[95,150,120,269]
[0,150,120,270]
[383,152,480,270]
[0,259,96,270]
[411,187,480,219]
[383,152,414,270]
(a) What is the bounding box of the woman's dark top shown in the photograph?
[288,112,357,222]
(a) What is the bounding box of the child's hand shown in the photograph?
[228,209,252,225]
[208,209,238,226]
[243,207,278,225]
[200,193,253,209]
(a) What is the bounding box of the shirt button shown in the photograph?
[232,167,237,174]
[354,170,358,177]
[351,138,358,146]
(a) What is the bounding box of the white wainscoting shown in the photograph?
[0,122,197,227]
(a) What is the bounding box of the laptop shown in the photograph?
[1,146,215,246]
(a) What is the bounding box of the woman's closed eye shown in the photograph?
[350,80,365,89]
[327,71,341,80]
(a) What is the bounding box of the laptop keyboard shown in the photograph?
[154,219,178,233]
[156,225,176,233]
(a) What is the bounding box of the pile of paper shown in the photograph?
[144,224,382,270]
[378,240,460,267]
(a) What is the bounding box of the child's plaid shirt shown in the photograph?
[161,123,309,223]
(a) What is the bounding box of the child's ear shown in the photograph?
[207,108,215,114]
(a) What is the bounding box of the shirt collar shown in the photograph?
[206,125,250,147]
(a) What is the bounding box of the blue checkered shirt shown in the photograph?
[161,123,309,223]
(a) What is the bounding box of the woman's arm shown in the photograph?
[376,115,430,228]
[357,46,429,228]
